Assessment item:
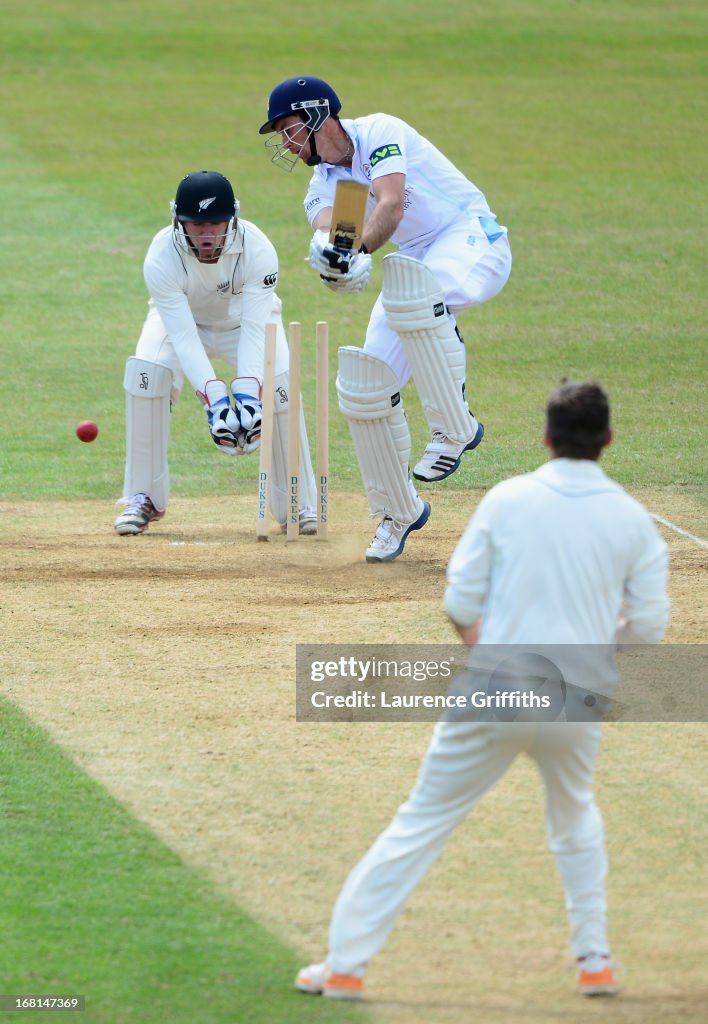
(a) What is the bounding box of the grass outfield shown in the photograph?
[0,0,705,500]
[0,2,705,1021]
[0,698,364,1024]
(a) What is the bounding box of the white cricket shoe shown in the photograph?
[295,961,365,1000]
[413,421,485,481]
[114,494,165,535]
[280,507,318,536]
[365,501,431,563]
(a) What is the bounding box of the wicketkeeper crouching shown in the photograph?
[114,170,317,536]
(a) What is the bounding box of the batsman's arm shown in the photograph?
[310,172,404,253]
[359,172,405,253]
[312,207,333,232]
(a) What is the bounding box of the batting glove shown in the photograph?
[309,229,372,292]
[320,255,372,293]
[230,377,262,454]
[308,229,333,276]
[198,379,241,454]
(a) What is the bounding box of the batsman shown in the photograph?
[114,170,317,536]
[259,76,512,562]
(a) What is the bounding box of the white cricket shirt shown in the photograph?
[304,113,503,251]
[142,219,279,392]
[445,459,670,646]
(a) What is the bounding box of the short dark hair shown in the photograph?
[546,380,611,460]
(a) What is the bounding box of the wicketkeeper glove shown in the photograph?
[309,228,372,293]
[230,377,262,454]
[198,379,242,454]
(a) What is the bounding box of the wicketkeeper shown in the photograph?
[259,76,512,562]
[114,170,317,536]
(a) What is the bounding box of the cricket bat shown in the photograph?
[329,180,369,251]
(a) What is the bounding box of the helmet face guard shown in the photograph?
[172,218,238,260]
[264,117,320,172]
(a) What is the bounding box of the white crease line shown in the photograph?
[650,513,708,549]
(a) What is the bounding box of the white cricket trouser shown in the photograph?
[364,220,512,388]
[134,299,290,402]
[328,720,608,973]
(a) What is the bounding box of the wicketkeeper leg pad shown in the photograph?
[381,253,476,444]
[336,347,421,524]
[122,357,172,511]
[270,370,317,525]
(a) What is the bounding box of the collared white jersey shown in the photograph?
[142,218,279,392]
[445,459,670,647]
[304,113,501,251]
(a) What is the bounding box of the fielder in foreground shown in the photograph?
[259,76,512,562]
[295,381,670,1000]
[114,170,317,536]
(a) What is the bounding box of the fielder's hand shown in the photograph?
[199,379,241,454]
[230,377,262,454]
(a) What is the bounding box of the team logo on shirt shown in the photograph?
[369,144,401,166]
[263,273,278,287]
[217,280,230,293]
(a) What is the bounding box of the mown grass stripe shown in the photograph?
[0,698,367,1024]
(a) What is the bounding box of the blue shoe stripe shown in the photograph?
[413,423,485,483]
[367,502,431,563]
[464,420,485,453]
[391,502,431,559]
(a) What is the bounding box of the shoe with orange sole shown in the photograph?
[577,954,620,996]
[295,961,365,1000]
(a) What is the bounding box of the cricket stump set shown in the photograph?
[256,320,329,542]
[256,179,369,544]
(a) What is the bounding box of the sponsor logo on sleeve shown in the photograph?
[305,196,322,212]
[369,144,402,167]
[263,272,278,287]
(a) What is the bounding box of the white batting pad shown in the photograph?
[336,347,420,524]
[122,357,172,511]
[270,370,316,525]
[381,253,475,443]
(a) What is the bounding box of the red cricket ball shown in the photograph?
[76,420,99,443]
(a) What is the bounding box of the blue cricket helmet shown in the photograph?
[259,76,341,135]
